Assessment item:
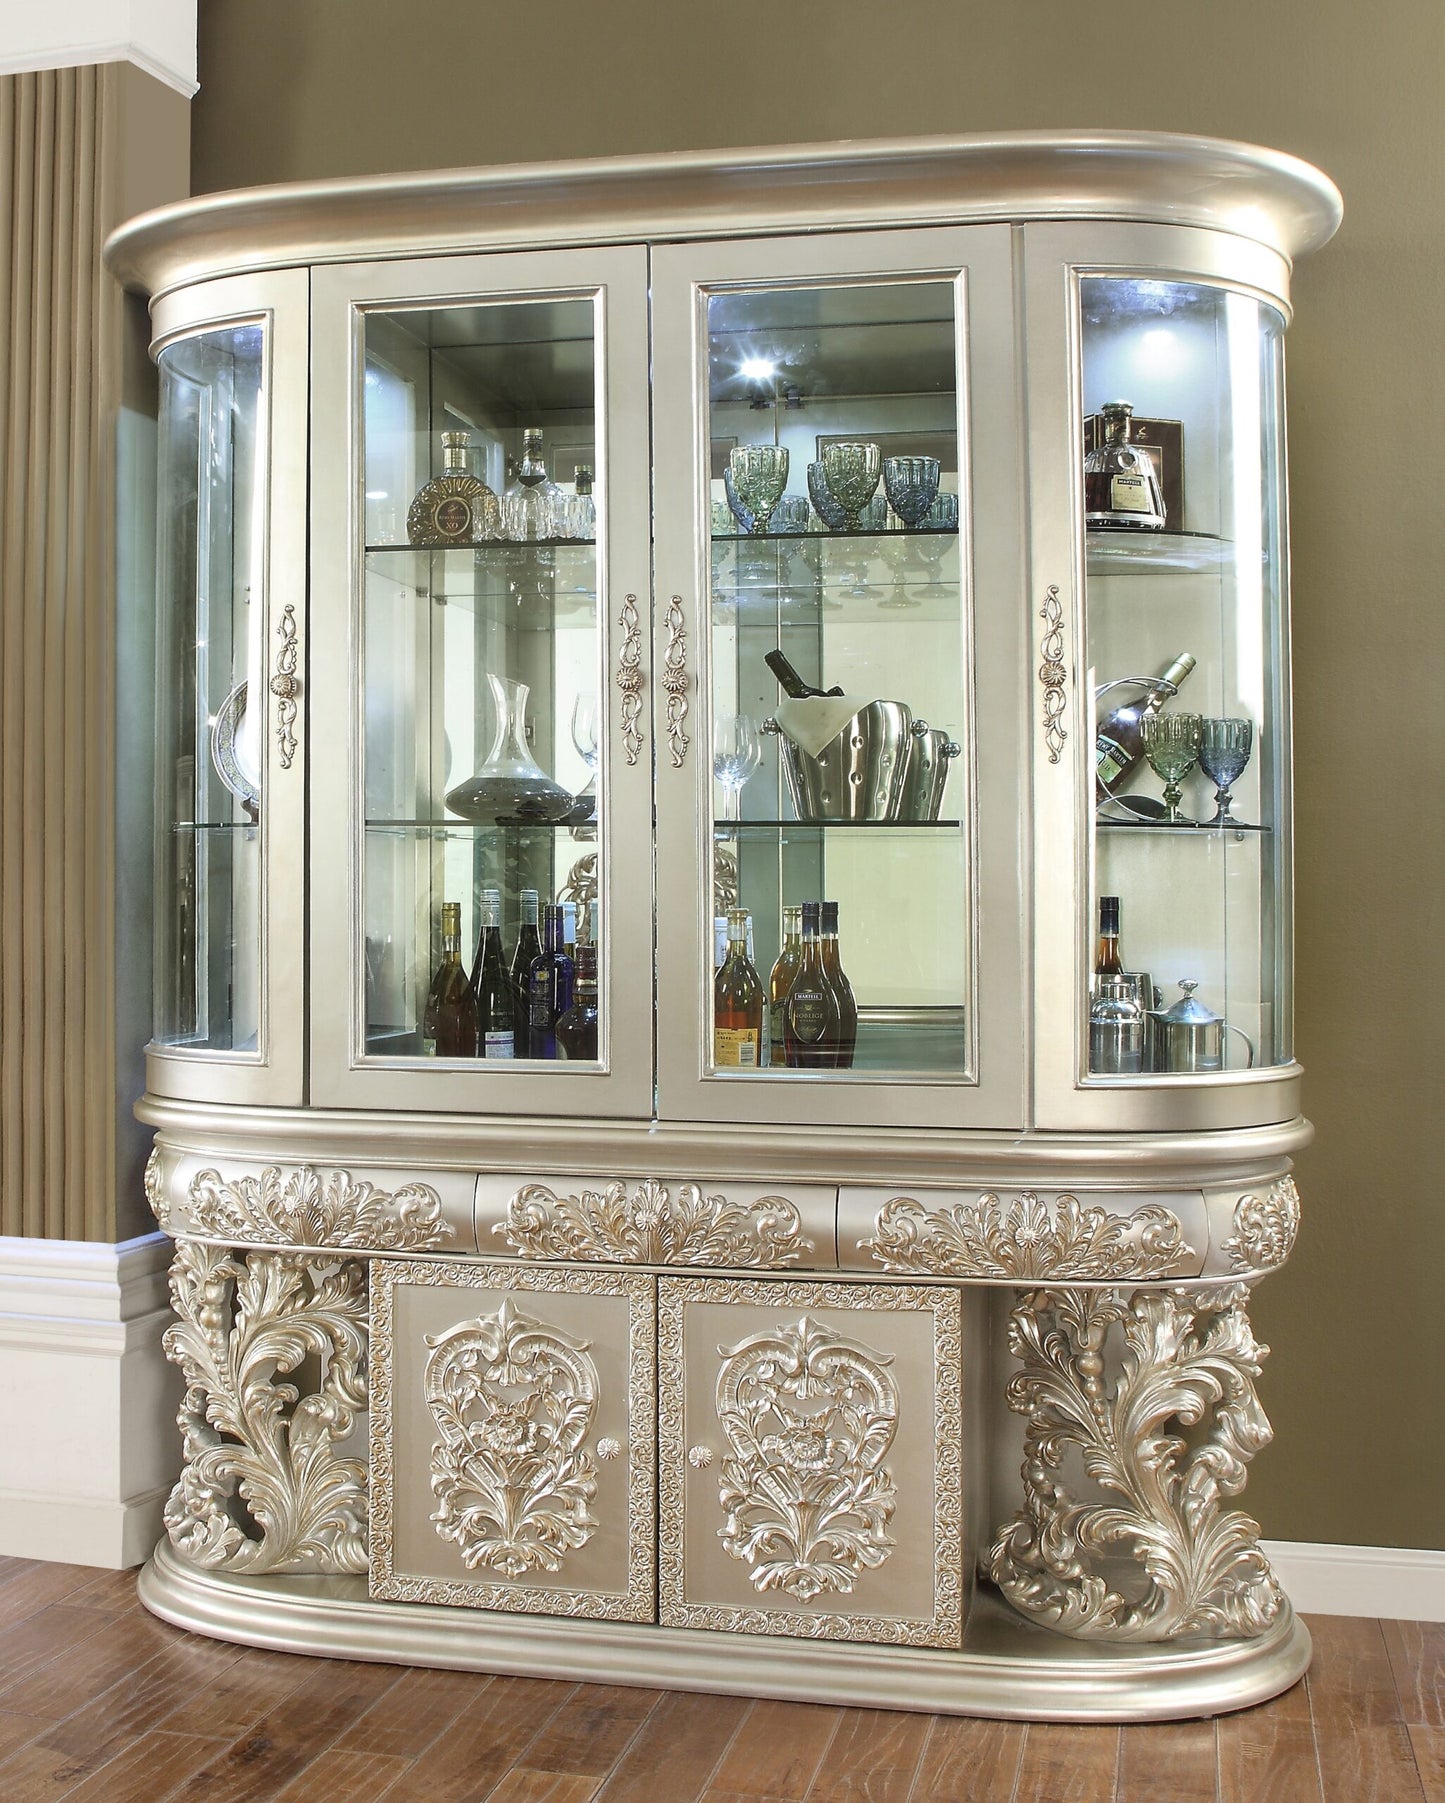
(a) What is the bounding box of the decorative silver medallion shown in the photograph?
[498,1177,812,1268]
[1224,1177,1301,1273]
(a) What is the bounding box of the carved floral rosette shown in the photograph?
[497,1177,812,1268]
[986,1282,1282,1642]
[1223,1176,1301,1273]
[182,1164,453,1251]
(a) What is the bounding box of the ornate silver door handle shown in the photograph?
[617,593,644,767]
[1038,585,1067,765]
[269,604,300,769]
[663,596,690,768]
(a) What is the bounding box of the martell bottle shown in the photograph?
[782,902,841,1069]
[1095,653,1196,800]
[422,902,479,1057]
[1088,894,1146,1075]
[407,431,500,546]
[766,906,803,1068]
[510,889,542,1054]
[1083,401,1167,531]
[555,943,600,1061]
[714,908,764,1069]
[468,887,515,1059]
[819,900,858,1069]
[502,428,563,541]
[526,903,574,1060]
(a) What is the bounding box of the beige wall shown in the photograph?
[187,1,1444,1551]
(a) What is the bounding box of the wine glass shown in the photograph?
[727,447,789,536]
[1198,716,1254,825]
[713,714,763,822]
[1142,711,1203,823]
[882,455,941,528]
[878,531,922,610]
[820,442,882,530]
[570,693,600,774]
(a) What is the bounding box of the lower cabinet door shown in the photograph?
[369,1258,656,1621]
[658,1275,964,1646]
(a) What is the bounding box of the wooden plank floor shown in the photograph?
[0,1556,1437,1801]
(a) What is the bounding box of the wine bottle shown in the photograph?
[782,901,841,1069]
[1083,401,1167,531]
[1095,653,1196,800]
[468,887,515,1059]
[1088,895,1145,1075]
[764,649,844,699]
[819,900,858,1069]
[767,906,803,1068]
[422,902,478,1057]
[526,903,574,1060]
[555,942,600,1060]
[714,908,764,1069]
[406,431,500,547]
[510,889,542,1054]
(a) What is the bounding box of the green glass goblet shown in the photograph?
[1142,711,1202,823]
[728,446,789,536]
[820,441,882,531]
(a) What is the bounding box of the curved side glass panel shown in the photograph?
[154,324,266,1054]
[1082,277,1291,1079]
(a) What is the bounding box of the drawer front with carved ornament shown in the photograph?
[658,1275,963,1646]
[369,1260,655,1621]
[476,1172,837,1269]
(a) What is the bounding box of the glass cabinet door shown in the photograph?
[652,228,1026,1130]
[1025,226,1303,1130]
[148,271,308,1104]
[308,248,653,1115]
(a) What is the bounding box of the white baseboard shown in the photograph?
[1264,1541,1445,1622]
[0,1232,179,1569]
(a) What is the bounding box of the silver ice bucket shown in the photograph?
[900,721,962,822]
[765,701,914,821]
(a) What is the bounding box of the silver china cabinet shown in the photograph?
[108,131,1338,1719]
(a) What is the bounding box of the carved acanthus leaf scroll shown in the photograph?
[187,1165,452,1251]
[498,1177,811,1268]
[1224,1177,1301,1273]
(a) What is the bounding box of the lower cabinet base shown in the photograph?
[138,1538,1311,1723]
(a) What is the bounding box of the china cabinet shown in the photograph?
[107,131,1340,1720]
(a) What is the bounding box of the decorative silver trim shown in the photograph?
[1038,586,1067,765]
[185,1165,453,1251]
[144,1144,172,1232]
[987,1284,1281,1642]
[269,603,299,769]
[495,1177,812,1268]
[162,1241,368,1574]
[862,1191,1194,1281]
[662,596,689,768]
[1224,1176,1300,1273]
[617,593,644,767]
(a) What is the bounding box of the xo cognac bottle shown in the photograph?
[713,908,764,1069]
[422,901,479,1057]
[1084,401,1167,531]
[407,430,500,546]
[766,906,803,1069]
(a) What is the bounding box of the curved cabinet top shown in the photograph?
[106,130,1342,301]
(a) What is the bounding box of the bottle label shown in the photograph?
[482,1030,515,1059]
[788,990,829,1044]
[1110,474,1152,513]
[714,1028,760,1069]
[1095,732,1131,786]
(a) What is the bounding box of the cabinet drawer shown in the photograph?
[658,1275,963,1646]
[368,1259,655,1621]
[476,1172,837,1269]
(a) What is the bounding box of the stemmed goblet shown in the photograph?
[882,455,941,528]
[1198,716,1253,826]
[713,713,763,823]
[1142,711,1203,823]
[727,447,789,536]
[820,442,882,531]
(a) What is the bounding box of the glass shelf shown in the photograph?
[712,526,958,545]
[367,818,590,837]
[173,820,260,835]
[1085,530,1234,575]
[364,538,595,555]
[715,819,962,835]
[1096,817,1269,835]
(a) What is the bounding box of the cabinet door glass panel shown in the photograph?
[704,282,970,1079]
[1082,278,1290,1076]
[154,324,265,1053]
[360,299,602,1068]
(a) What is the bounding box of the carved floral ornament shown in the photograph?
[497,1177,812,1268]
[1223,1176,1301,1273]
[183,1164,453,1252]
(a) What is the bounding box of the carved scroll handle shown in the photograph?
[1038,585,1067,766]
[663,596,690,768]
[269,604,300,770]
[616,593,644,767]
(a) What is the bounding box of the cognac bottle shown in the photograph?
[782,901,841,1069]
[555,942,599,1061]
[422,901,479,1057]
[714,908,764,1069]
[510,889,542,1053]
[502,427,563,541]
[1083,401,1167,531]
[1088,894,1146,1075]
[819,900,858,1069]
[468,887,515,1059]
[407,431,500,546]
[764,649,844,699]
[766,906,803,1068]
[1095,653,1196,799]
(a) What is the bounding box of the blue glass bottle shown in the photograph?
[526,903,574,1060]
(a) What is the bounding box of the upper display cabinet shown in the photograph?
[117,134,1341,1140]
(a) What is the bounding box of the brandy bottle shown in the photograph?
[714,908,764,1069]
[468,887,515,1059]
[819,900,858,1069]
[407,431,500,546]
[1083,401,1167,531]
[782,902,842,1069]
[422,901,479,1057]
[1095,653,1196,800]
[1088,894,1146,1075]
[502,427,563,541]
[766,906,803,1069]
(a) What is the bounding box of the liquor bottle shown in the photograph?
[767,906,803,1067]
[764,649,845,699]
[714,909,764,1069]
[468,887,515,1059]
[1083,401,1167,531]
[561,900,578,958]
[407,431,500,547]
[564,465,596,540]
[555,942,600,1060]
[1088,894,1146,1074]
[421,902,479,1057]
[782,901,842,1069]
[502,427,563,541]
[526,903,574,1060]
[819,900,858,1069]
[1095,653,1196,800]
[510,889,542,1054]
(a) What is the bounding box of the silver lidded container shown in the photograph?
[1149,980,1254,1072]
[1089,975,1147,1075]
[900,720,962,822]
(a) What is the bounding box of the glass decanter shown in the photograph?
[1084,400,1167,531]
[502,428,563,540]
[444,673,574,825]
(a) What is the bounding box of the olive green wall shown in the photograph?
[190,0,1444,1551]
